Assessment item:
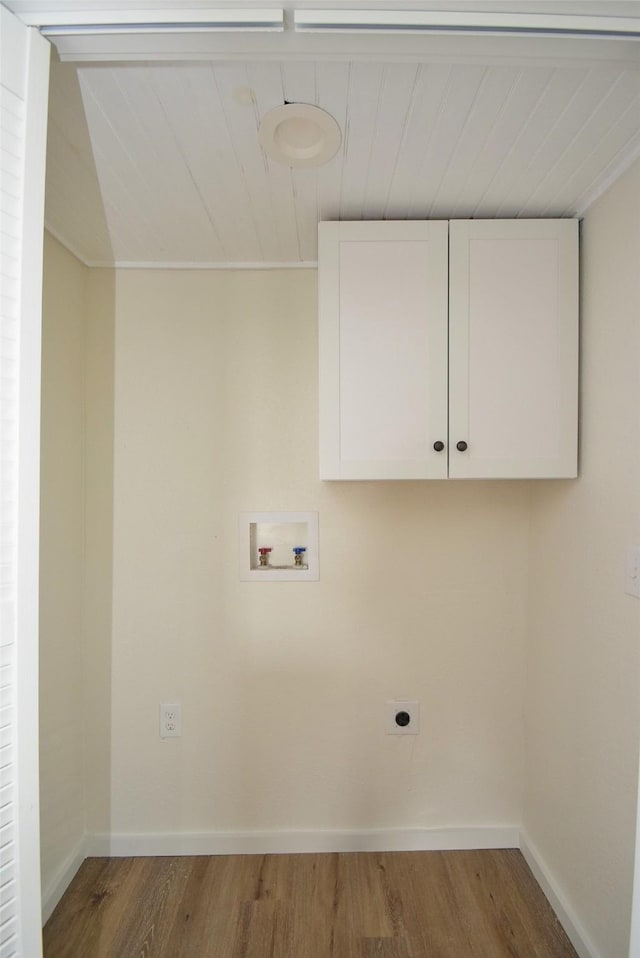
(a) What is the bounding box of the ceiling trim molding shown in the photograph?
[43,226,319,269]
[40,34,640,65]
[13,6,284,30]
[294,9,640,40]
[6,2,640,63]
[104,259,319,270]
[16,5,640,40]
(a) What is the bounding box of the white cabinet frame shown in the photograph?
[319,219,578,481]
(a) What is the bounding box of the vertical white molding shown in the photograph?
[14,19,51,954]
[628,755,640,957]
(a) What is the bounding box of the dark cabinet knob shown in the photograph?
[433,441,445,452]
[456,441,468,452]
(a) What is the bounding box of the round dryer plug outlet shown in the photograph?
[385,700,420,735]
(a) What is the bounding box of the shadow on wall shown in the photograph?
[40,58,116,911]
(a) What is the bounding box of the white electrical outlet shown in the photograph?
[385,700,420,735]
[160,703,181,738]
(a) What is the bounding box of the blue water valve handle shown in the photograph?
[293,547,306,555]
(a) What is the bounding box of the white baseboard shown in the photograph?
[86,825,519,858]
[519,831,601,958]
[41,834,88,925]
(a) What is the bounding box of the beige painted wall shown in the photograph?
[39,233,115,905]
[39,233,86,896]
[525,158,640,958]
[110,268,529,836]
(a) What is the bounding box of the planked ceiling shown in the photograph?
[37,3,640,266]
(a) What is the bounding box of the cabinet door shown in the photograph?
[449,220,578,479]
[319,221,449,479]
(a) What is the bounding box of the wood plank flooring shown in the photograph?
[43,849,578,958]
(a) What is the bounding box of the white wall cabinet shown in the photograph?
[318,219,578,480]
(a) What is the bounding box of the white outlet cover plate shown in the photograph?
[385,700,420,735]
[626,546,640,599]
[160,702,182,738]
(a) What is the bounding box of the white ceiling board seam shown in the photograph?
[427,65,490,218]
[381,63,422,220]
[445,67,524,217]
[520,71,637,215]
[281,62,302,261]
[279,60,322,260]
[152,69,229,259]
[469,67,558,218]
[509,65,617,217]
[80,71,177,255]
[407,64,456,219]
[336,61,351,218]
[383,63,452,217]
[212,63,271,262]
[315,60,350,223]
[247,60,301,260]
[493,65,597,217]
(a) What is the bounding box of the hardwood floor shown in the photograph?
[43,849,578,957]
